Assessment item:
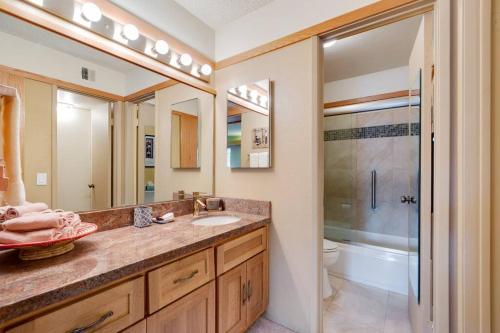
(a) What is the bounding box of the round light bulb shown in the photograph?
[238,85,248,97]
[154,40,169,55]
[179,53,193,67]
[81,3,102,22]
[260,95,268,107]
[199,64,212,76]
[250,90,259,100]
[122,24,139,41]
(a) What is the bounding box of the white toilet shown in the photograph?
[323,238,340,298]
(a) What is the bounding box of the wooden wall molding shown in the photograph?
[215,0,431,70]
[324,90,410,109]
[0,64,123,101]
[124,80,178,102]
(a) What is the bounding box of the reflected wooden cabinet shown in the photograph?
[217,251,268,333]
[147,281,215,333]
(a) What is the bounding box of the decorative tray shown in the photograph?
[0,222,98,260]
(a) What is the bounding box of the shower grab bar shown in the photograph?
[371,170,377,209]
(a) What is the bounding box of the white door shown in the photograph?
[57,104,92,211]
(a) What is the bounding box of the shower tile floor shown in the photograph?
[323,276,412,333]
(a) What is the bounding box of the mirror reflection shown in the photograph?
[171,99,200,169]
[226,80,271,168]
[0,12,214,212]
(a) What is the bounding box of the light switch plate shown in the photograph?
[36,173,47,186]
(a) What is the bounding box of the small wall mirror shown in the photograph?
[226,79,271,168]
[171,98,200,169]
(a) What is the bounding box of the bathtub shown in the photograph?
[324,224,409,295]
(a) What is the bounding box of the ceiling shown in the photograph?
[323,16,421,82]
[0,11,147,74]
[173,0,275,29]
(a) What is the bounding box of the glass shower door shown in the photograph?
[324,113,356,241]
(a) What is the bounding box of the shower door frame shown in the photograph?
[317,1,453,332]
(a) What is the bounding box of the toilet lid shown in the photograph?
[323,239,338,252]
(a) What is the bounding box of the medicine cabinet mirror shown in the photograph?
[226,79,272,168]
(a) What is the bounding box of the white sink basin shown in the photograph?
[192,215,241,226]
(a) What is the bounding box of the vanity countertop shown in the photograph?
[0,211,270,325]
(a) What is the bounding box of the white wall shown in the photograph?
[0,31,126,95]
[215,38,321,333]
[155,84,214,201]
[324,66,409,102]
[124,67,167,96]
[215,0,376,60]
[111,0,215,59]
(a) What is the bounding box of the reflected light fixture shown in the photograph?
[260,95,268,107]
[250,90,259,101]
[154,40,169,55]
[179,53,193,67]
[27,0,44,5]
[81,2,102,22]
[238,85,248,97]
[199,64,212,76]
[323,39,337,48]
[122,24,139,41]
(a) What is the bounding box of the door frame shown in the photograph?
[316,1,452,332]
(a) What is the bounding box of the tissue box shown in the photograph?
[134,206,152,228]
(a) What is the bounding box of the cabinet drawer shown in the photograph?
[147,280,215,333]
[148,248,215,313]
[216,228,267,276]
[7,277,145,333]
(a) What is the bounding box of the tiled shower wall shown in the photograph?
[324,107,419,238]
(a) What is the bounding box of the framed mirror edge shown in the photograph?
[226,79,273,169]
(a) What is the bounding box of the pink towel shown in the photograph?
[1,213,65,231]
[0,208,6,223]
[5,202,49,220]
[62,212,81,227]
[0,228,66,244]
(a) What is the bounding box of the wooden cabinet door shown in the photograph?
[147,281,215,333]
[246,252,268,326]
[217,263,247,333]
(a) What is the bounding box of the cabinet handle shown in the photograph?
[71,311,114,333]
[247,280,252,299]
[173,269,199,284]
[242,282,247,304]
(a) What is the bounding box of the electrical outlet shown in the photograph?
[36,173,47,186]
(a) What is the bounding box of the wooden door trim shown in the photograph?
[215,0,432,70]
[324,90,411,109]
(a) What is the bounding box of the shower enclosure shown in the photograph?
[323,90,421,295]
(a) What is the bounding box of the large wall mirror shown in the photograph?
[0,11,214,212]
[226,79,272,168]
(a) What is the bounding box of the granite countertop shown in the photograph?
[0,211,270,325]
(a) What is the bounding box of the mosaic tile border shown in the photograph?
[324,122,420,141]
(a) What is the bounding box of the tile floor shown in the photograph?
[323,276,413,333]
[247,317,296,333]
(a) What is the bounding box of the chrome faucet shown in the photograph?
[193,192,207,216]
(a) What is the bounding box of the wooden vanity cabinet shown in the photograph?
[2,227,268,333]
[217,251,268,333]
[216,226,268,333]
[147,281,215,333]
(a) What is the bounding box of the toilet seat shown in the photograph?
[323,238,338,252]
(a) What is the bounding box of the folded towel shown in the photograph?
[0,228,65,244]
[62,212,81,227]
[2,213,65,231]
[0,208,6,223]
[5,202,49,220]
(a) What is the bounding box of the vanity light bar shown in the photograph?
[22,0,213,80]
